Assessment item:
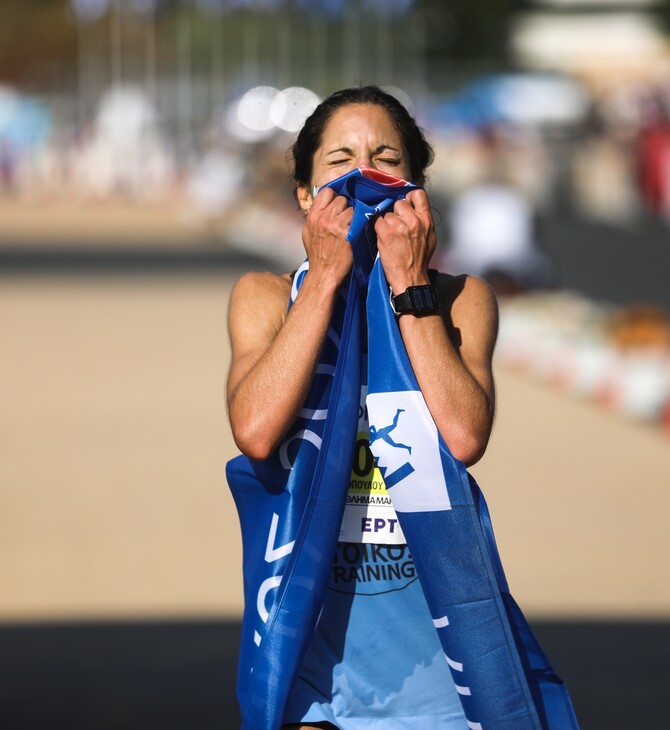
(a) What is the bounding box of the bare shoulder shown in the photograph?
[229,270,292,324]
[228,270,293,361]
[230,270,292,306]
[434,272,498,354]
[434,271,495,307]
[435,272,497,319]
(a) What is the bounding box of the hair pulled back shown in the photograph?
[291,85,434,190]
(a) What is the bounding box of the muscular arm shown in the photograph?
[397,276,497,466]
[227,271,339,460]
[375,189,498,466]
[226,188,353,460]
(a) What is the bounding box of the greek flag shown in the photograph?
[226,168,579,730]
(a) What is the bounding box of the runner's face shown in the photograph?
[297,104,411,213]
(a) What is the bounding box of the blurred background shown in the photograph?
[1,0,670,728]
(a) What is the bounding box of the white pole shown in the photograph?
[210,8,225,117]
[343,3,362,87]
[377,17,392,87]
[144,5,157,105]
[111,0,123,91]
[76,20,87,133]
[312,18,327,94]
[242,9,260,86]
[177,0,194,165]
[278,8,291,88]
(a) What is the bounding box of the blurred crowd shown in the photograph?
[2,70,670,431]
[4,71,670,235]
[497,293,670,431]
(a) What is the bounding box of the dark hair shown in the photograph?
[291,85,434,190]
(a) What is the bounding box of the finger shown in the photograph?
[312,188,349,215]
[392,198,418,220]
[311,185,336,210]
[394,195,433,230]
[405,188,431,214]
[373,214,395,238]
[311,187,350,215]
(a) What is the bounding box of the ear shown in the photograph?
[297,184,313,214]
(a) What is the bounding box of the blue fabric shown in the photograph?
[226,168,580,730]
[283,544,467,729]
[365,255,580,730]
[284,359,467,728]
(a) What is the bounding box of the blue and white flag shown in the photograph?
[226,168,579,730]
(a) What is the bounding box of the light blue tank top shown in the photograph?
[283,362,467,729]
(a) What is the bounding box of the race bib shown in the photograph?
[339,385,406,545]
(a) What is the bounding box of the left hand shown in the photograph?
[373,188,437,293]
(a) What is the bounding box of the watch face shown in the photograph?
[408,285,438,314]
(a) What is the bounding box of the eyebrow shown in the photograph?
[325,144,401,156]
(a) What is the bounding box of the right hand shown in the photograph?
[301,187,353,286]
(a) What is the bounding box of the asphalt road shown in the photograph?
[0,619,668,729]
[539,213,670,311]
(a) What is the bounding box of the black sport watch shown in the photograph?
[390,284,440,317]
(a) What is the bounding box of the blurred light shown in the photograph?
[0,86,51,151]
[237,86,279,132]
[495,75,590,126]
[96,86,156,141]
[512,12,667,70]
[0,87,18,129]
[269,87,320,132]
[381,85,414,115]
[436,73,589,130]
[224,104,268,142]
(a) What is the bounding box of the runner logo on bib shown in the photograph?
[340,385,408,545]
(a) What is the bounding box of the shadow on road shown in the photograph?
[1,619,668,729]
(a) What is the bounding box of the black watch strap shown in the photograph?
[390,284,439,317]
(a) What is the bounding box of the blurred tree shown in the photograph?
[0,0,77,87]
[416,0,527,60]
[0,0,530,94]
[654,0,670,34]
[406,0,530,92]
